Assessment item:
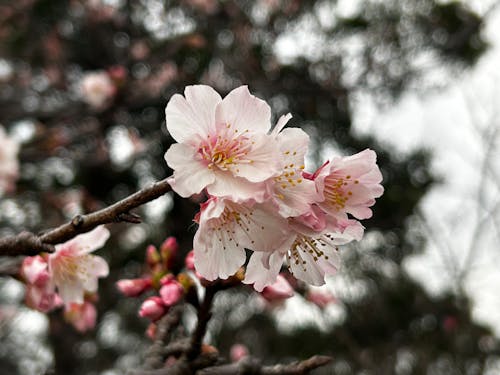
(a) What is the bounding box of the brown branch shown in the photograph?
[196,355,333,375]
[187,284,217,361]
[0,178,171,257]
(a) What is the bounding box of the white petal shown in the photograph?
[193,227,246,281]
[64,226,110,255]
[243,251,284,292]
[58,281,85,307]
[215,86,271,134]
[232,133,283,182]
[207,171,268,202]
[271,113,293,136]
[165,85,221,142]
[165,143,215,197]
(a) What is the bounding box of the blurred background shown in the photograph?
[0,0,499,374]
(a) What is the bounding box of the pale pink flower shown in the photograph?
[193,197,289,281]
[268,115,320,217]
[48,226,110,307]
[244,207,364,290]
[164,85,283,202]
[0,126,19,194]
[21,255,50,287]
[313,149,384,220]
[139,296,165,321]
[25,283,62,313]
[116,278,151,297]
[261,274,294,301]
[230,344,249,362]
[64,302,97,333]
[80,71,115,109]
[159,279,183,306]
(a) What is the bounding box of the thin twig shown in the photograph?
[0,178,171,257]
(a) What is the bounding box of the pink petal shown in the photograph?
[207,171,268,203]
[215,86,271,134]
[165,143,215,197]
[165,85,221,143]
[243,251,284,292]
[61,226,110,256]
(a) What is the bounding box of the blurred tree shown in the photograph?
[0,0,497,374]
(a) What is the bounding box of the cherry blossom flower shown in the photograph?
[193,197,289,281]
[0,125,19,194]
[313,149,384,220]
[21,255,50,287]
[164,85,283,202]
[48,226,110,306]
[25,283,62,313]
[244,206,364,290]
[64,302,97,333]
[80,71,115,109]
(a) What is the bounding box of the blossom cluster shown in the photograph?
[164,85,384,291]
[20,226,110,332]
[116,237,186,337]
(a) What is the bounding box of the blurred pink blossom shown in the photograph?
[306,288,337,308]
[64,302,97,333]
[80,71,115,109]
[230,344,249,362]
[48,226,110,307]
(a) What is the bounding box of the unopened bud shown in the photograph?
[185,250,195,271]
[116,278,151,297]
[160,236,178,268]
[159,279,183,306]
[21,255,50,287]
[230,344,249,362]
[146,245,161,267]
[139,297,165,321]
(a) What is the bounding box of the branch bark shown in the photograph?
[0,178,171,257]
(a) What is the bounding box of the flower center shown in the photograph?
[198,124,252,172]
[323,175,357,210]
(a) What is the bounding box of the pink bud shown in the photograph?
[21,255,50,287]
[230,344,249,362]
[261,275,294,301]
[185,250,195,271]
[116,278,151,297]
[146,323,157,340]
[159,279,183,306]
[146,245,161,267]
[139,297,165,321]
[306,289,336,309]
[64,302,97,333]
[160,237,178,268]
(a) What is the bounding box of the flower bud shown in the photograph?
[230,344,249,362]
[116,278,151,297]
[261,275,294,301]
[139,297,166,321]
[146,245,161,268]
[160,236,178,268]
[159,279,183,306]
[185,250,195,271]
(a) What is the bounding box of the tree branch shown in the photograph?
[0,178,171,257]
[196,355,333,375]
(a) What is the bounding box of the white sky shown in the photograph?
[351,1,500,334]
